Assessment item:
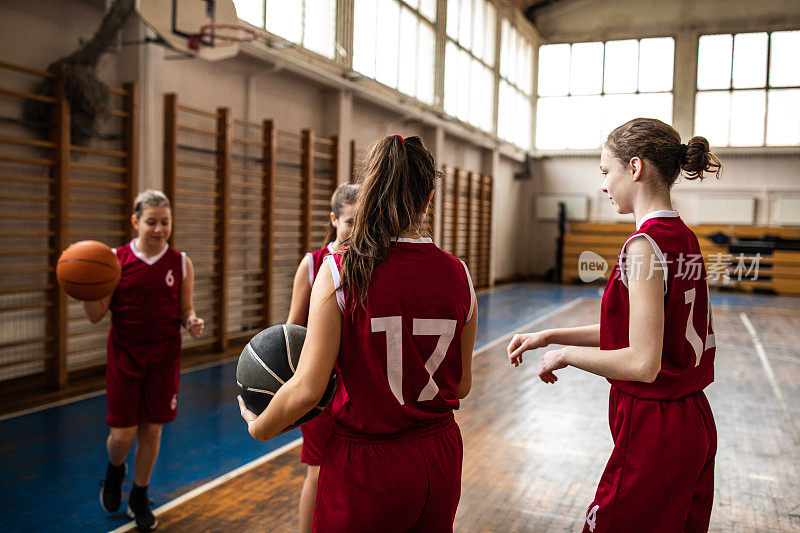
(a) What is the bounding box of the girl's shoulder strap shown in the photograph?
[324,254,345,313]
[114,241,132,259]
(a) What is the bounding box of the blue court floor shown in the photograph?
[1,282,798,532]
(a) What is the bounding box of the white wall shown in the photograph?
[440,134,486,173]
[494,154,535,279]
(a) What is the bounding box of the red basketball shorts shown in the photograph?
[105,331,181,428]
[301,407,334,466]
[313,414,463,533]
[583,386,717,533]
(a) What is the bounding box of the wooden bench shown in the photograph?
[561,222,800,295]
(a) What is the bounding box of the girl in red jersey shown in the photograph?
[286,182,358,533]
[507,119,721,533]
[239,134,478,532]
[84,190,204,531]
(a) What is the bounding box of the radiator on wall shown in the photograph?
[692,194,756,225]
[772,194,800,226]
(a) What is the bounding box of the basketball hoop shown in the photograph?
[188,23,258,51]
[137,0,251,61]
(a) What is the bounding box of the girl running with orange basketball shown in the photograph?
[239,134,477,532]
[507,119,720,533]
[286,182,358,533]
[84,190,204,532]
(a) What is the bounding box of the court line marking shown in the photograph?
[0,354,241,422]
[740,312,800,451]
[471,297,586,358]
[108,438,303,533]
[106,296,588,531]
[0,389,107,422]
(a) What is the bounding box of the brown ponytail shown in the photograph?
[340,135,439,308]
[322,183,359,248]
[605,118,721,186]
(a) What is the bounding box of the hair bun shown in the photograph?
[681,136,721,181]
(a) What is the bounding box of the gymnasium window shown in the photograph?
[233,0,337,59]
[497,18,533,149]
[695,31,800,147]
[234,1,264,29]
[536,37,674,150]
[443,0,497,132]
[352,0,436,105]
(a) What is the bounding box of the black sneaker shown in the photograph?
[127,484,158,531]
[100,462,127,513]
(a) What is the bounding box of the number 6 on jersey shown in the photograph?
[371,316,457,405]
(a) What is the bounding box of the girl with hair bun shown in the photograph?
[240,134,478,532]
[286,182,358,533]
[508,118,721,533]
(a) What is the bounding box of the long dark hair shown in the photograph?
[605,118,722,185]
[322,183,359,248]
[340,135,438,308]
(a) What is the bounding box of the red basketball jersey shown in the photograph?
[601,211,715,400]
[306,243,335,286]
[326,237,475,435]
[110,241,184,345]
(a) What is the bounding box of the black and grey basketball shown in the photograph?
[236,324,336,425]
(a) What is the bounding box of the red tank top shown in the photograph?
[601,211,715,399]
[326,237,475,435]
[306,243,335,286]
[291,243,336,327]
[110,241,184,345]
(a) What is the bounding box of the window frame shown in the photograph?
[694,29,800,148]
[443,0,500,133]
[231,0,541,159]
[497,17,535,149]
[351,0,438,106]
[233,0,341,63]
[534,35,676,153]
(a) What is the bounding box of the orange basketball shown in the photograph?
[56,240,121,301]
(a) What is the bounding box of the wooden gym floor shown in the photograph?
[117,293,800,532]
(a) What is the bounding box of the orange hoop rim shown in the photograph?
[188,23,258,51]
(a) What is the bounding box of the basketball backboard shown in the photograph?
[135,0,255,61]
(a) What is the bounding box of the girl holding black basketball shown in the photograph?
[239,134,477,532]
[286,182,358,533]
[83,189,204,532]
